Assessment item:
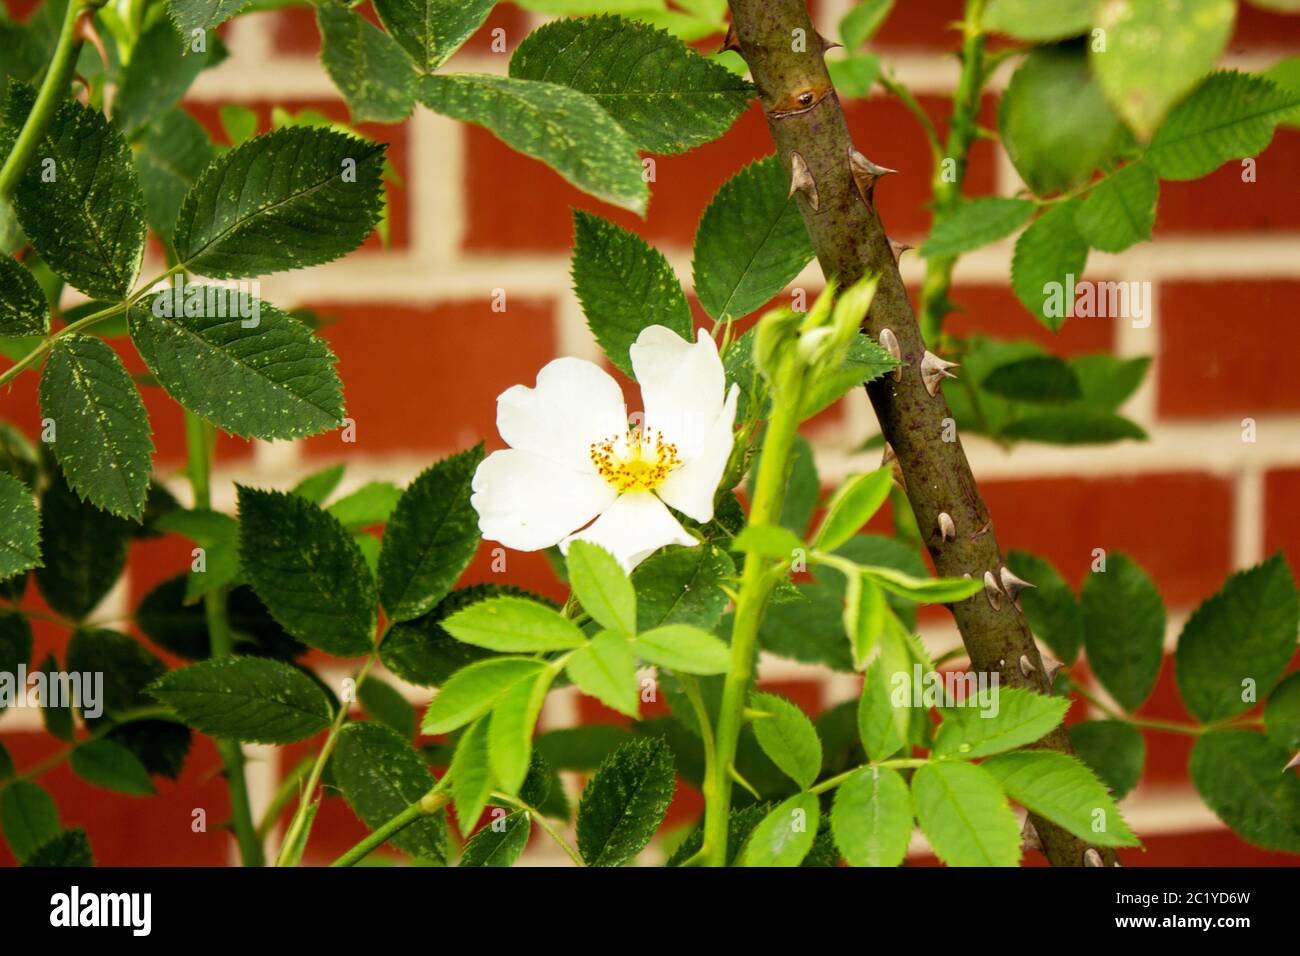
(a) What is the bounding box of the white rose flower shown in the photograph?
[471,326,740,572]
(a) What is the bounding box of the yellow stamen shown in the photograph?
[590,425,681,493]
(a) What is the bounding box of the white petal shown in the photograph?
[497,357,628,472]
[472,449,617,552]
[561,490,697,573]
[630,327,725,459]
[656,383,740,523]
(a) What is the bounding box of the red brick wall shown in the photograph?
[2,0,1299,867]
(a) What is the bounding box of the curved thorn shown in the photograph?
[921,350,959,397]
[879,327,902,381]
[817,31,842,52]
[1021,818,1042,853]
[983,570,1003,610]
[728,762,762,800]
[999,566,1036,610]
[889,239,914,264]
[720,23,741,53]
[847,146,897,205]
[788,151,819,210]
[882,442,905,488]
[76,9,109,69]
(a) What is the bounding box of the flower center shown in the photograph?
[590,426,681,493]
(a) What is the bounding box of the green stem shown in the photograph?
[274,653,376,866]
[1127,717,1207,737]
[672,675,717,867]
[185,410,265,867]
[0,262,182,390]
[0,0,86,202]
[0,604,78,630]
[1064,678,1207,737]
[1036,165,1119,206]
[491,791,585,866]
[809,759,929,795]
[918,0,988,344]
[184,411,214,506]
[330,786,451,868]
[701,357,807,867]
[256,755,314,842]
[878,73,942,166]
[679,673,716,783]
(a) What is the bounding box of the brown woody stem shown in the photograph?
[725,0,1115,867]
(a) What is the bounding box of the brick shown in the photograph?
[302,298,556,457]
[755,678,825,716]
[0,731,234,866]
[1158,280,1300,417]
[0,357,41,445]
[866,0,1300,53]
[12,584,70,664]
[462,94,998,253]
[0,337,251,464]
[1126,655,1196,786]
[1264,469,1300,576]
[451,3,531,58]
[932,284,1116,356]
[573,679,825,833]
[556,695,712,834]
[848,93,1001,241]
[980,472,1234,607]
[269,1,393,53]
[868,0,964,49]
[1115,825,1300,866]
[126,535,206,671]
[1131,649,1298,785]
[463,102,771,252]
[458,541,568,605]
[1231,3,1300,49]
[1154,128,1300,234]
[184,99,411,252]
[271,1,528,61]
[573,686,673,728]
[0,346,243,463]
[270,5,321,57]
[3,0,37,19]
